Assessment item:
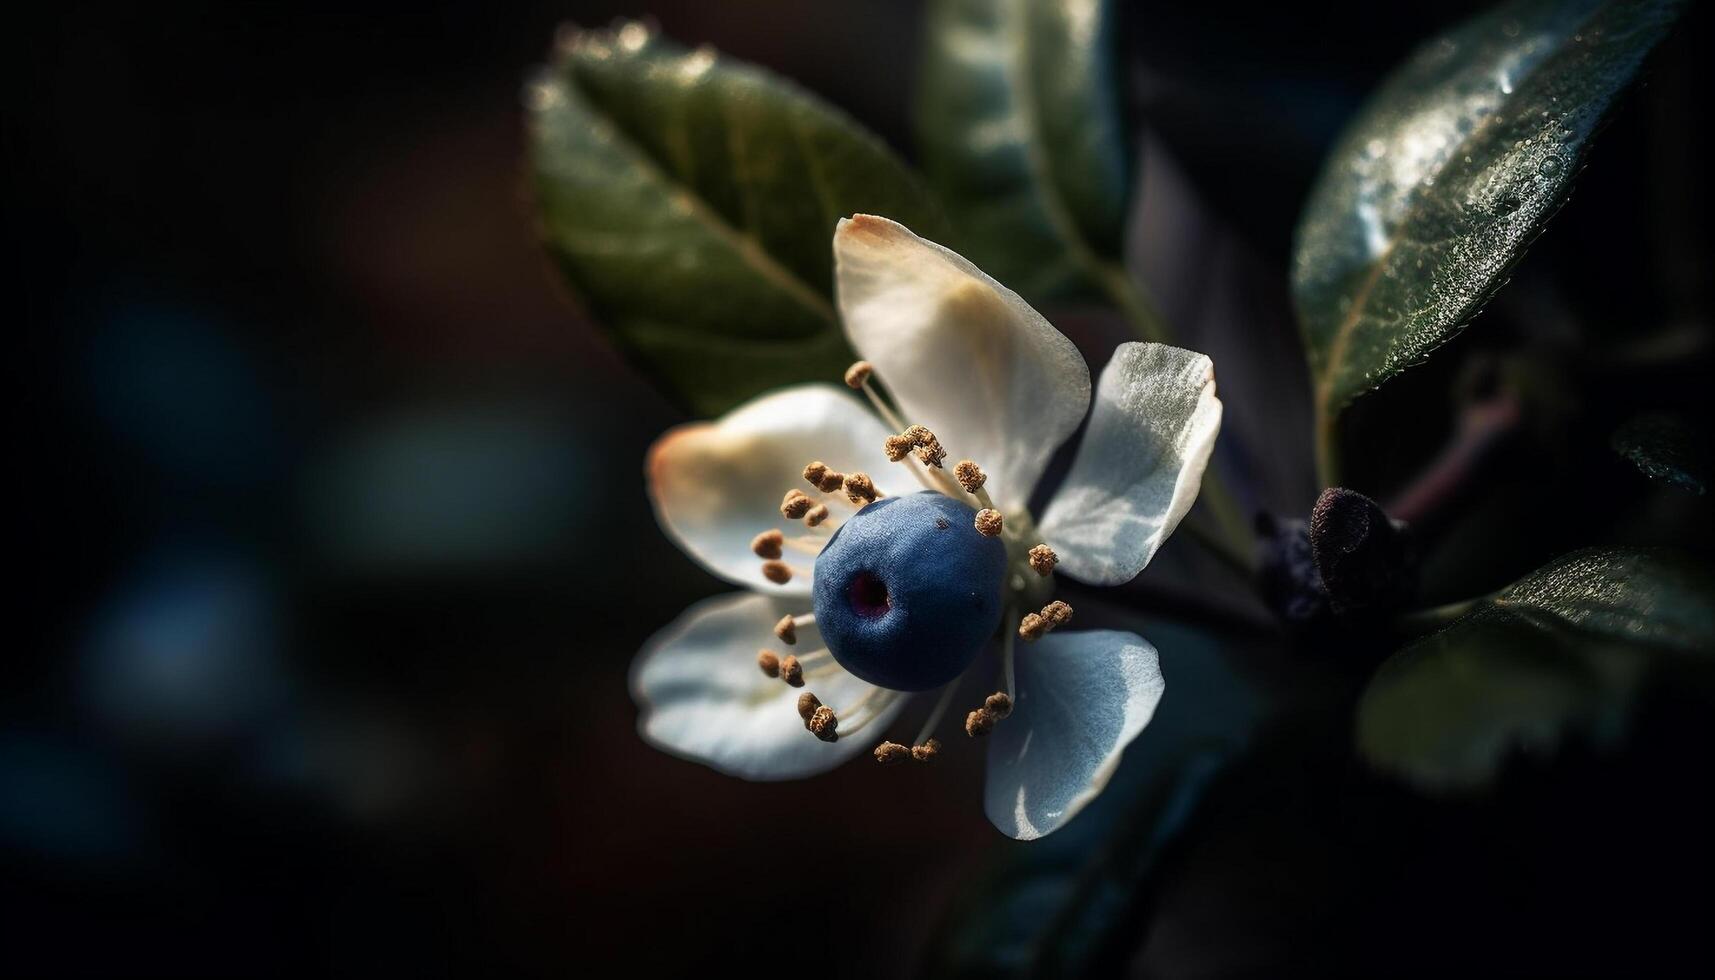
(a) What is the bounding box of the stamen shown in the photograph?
[804,503,831,527]
[913,739,942,761]
[837,692,901,739]
[780,489,813,519]
[761,560,795,585]
[846,361,910,435]
[1018,600,1073,641]
[796,691,821,724]
[874,741,910,764]
[883,433,945,493]
[1027,544,1059,576]
[953,460,985,493]
[751,529,784,560]
[965,689,1013,739]
[912,682,960,747]
[843,361,874,389]
[974,508,1003,537]
[782,536,823,558]
[843,472,881,505]
[780,654,804,687]
[802,660,843,681]
[808,705,838,742]
[964,708,996,737]
[774,612,815,645]
[802,460,845,494]
[756,649,781,678]
[903,425,946,469]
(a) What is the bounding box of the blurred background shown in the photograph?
[9,1,1712,976]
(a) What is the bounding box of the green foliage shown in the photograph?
[528,21,945,415]
[916,0,1135,308]
[1357,548,1715,791]
[1293,0,1685,436]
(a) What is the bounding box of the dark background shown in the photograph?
[8,1,1712,976]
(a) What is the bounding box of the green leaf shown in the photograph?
[1612,412,1709,495]
[1293,0,1685,428]
[528,21,946,416]
[1357,547,1715,792]
[917,0,1134,307]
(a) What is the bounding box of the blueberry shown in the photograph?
[812,492,1007,691]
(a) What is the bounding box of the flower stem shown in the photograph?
[1393,594,1491,636]
[1314,401,1342,490]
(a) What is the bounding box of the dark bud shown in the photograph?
[1309,488,1414,615]
[1254,513,1327,624]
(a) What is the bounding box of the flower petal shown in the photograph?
[984,629,1165,840]
[647,384,912,595]
[833,214,1091,512]
[1038,343,1222,586]
[631,592,907,780]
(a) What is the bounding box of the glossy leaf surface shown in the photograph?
[1358,547,1714,791]
[917,0,1131,303]
[1294,0,1685,420]
[530,22,944,415]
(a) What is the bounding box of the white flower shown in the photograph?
[632,215,1223,839]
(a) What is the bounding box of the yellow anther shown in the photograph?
[804,503,831,527]
[1018,600,1072,640]
[974,509,1003,536]
[1044,600,1073,625]
[751,529,784,560]
[984,692,1013,719]
[797,691,821,723]
[808,705,839,741]
[774,615,797,644]
[780,489,812,519]
[903,424,946,468]
[780,654,804,687]
[911,739,942,762]
[873,741,910,765]
[1027,544,1058,576]
[761,560,793,585]
[954,460,986,493]
[756,649,781,678]
[844,361,874,389]
[843,472,880,504]
[964,708,995,737]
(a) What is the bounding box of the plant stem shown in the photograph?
[1313,401,1342,489]
[1393,594,1490,635]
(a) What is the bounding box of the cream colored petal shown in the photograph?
[833,214,1091,512]
[1038,343,1222,586]
[984,629,1165,840]
[647,384,913,596]
[631,592,907,780]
